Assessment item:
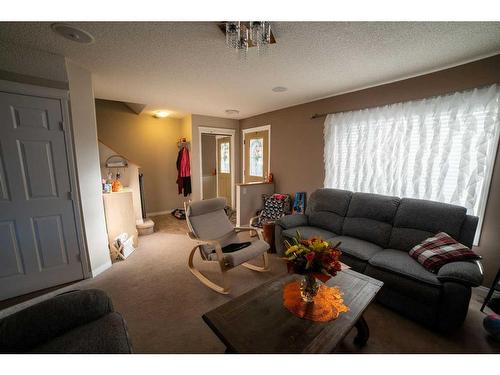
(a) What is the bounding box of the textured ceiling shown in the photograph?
[1,22,500,119]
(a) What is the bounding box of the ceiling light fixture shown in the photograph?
[225,109,240,116]
[272,86,288,93]
[154,111,169,118]
[222,21,274,59]
[51,23,95,44]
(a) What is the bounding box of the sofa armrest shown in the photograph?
[277,214,308,229]
[0,289,114,353]
[437,261,483,287]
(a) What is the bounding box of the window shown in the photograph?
[249,138,264,177]
[324,84,500,244]
[219,141,230,173]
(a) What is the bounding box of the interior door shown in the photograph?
[0,91,84,301]
[244,129,269,183]
[216,136,232,207]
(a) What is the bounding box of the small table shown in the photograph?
[262,222,276,253]
[202,269,383,353]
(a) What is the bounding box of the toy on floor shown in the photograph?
[171,208,186,220]
[483,314,500,342]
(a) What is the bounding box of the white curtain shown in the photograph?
[324,84,500,244]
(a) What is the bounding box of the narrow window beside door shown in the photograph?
[220,141,230,173]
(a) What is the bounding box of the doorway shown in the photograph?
[243,125,270,183]
[216,136,231,205]
[199,127,235,208]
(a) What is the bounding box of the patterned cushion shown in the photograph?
[409,232,481,273]
[255,194,291,227]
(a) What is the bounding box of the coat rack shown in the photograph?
[177,137,190,150]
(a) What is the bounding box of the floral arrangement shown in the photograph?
[284,231,343,282]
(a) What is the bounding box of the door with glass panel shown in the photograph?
[216,136,232,206]
[243,129,269,183]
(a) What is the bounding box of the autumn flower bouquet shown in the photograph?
[284,231,343,302]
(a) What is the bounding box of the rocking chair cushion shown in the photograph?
[208,239,269,267]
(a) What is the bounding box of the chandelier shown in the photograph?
[224,22,273,58]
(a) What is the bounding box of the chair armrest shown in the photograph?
[234,226,255,231]
[437,261,483,287]
[277,214,308,229]
[235,226,264,240]
[0,289,114,353]
[249,216,259,227]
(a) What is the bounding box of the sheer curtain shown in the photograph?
[324,84,500,244]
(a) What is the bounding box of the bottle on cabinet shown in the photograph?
[112,172,123,192]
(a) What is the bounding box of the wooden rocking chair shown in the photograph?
[185,198,270,294]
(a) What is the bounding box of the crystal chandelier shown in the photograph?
[225,21,272,58]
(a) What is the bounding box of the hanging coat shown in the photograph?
[176,147,191,196]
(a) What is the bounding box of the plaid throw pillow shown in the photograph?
[409,232,480,273]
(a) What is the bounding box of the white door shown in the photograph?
[0,91,84,301]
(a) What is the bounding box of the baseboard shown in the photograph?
[146,209,174,217]
[477,285,490,294]
[476,285,496,298]
[91,260,112,278]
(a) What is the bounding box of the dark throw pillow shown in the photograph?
[409,232,481,273]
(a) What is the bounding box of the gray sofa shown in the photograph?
[275,188,483,332]
[0,289,132,353]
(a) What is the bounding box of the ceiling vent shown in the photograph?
[51,23,95,44]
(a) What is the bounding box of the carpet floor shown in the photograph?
[4,214,500,353]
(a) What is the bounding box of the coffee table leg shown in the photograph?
[354,315,369,346]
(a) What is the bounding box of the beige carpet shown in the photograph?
[4,214,500,353]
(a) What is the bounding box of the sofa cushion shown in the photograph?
[277,214,308,229]
[333,235,383,261]
[282,226,336,242]
[307,188,352,234]
[366,249,443,309]
[339,253,369,274]
[388,198,467,251]
[32,312,132,354]
[342,192,400,247]
[369,249,441,286]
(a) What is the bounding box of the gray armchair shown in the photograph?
[185,198,270,294]
[0,289,132,353]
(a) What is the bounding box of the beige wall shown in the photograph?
[0,40,68,88]
[190,114,240,202]
[95,99,186,214]
[66,60,111,277]
[240,54,500,286]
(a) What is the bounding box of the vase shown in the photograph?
[300,274,320,303]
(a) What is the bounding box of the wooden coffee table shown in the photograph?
[202,269,383,353]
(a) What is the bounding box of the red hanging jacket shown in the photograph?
[180,147,190,177]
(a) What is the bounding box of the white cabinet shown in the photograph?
[102,189,138,261]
